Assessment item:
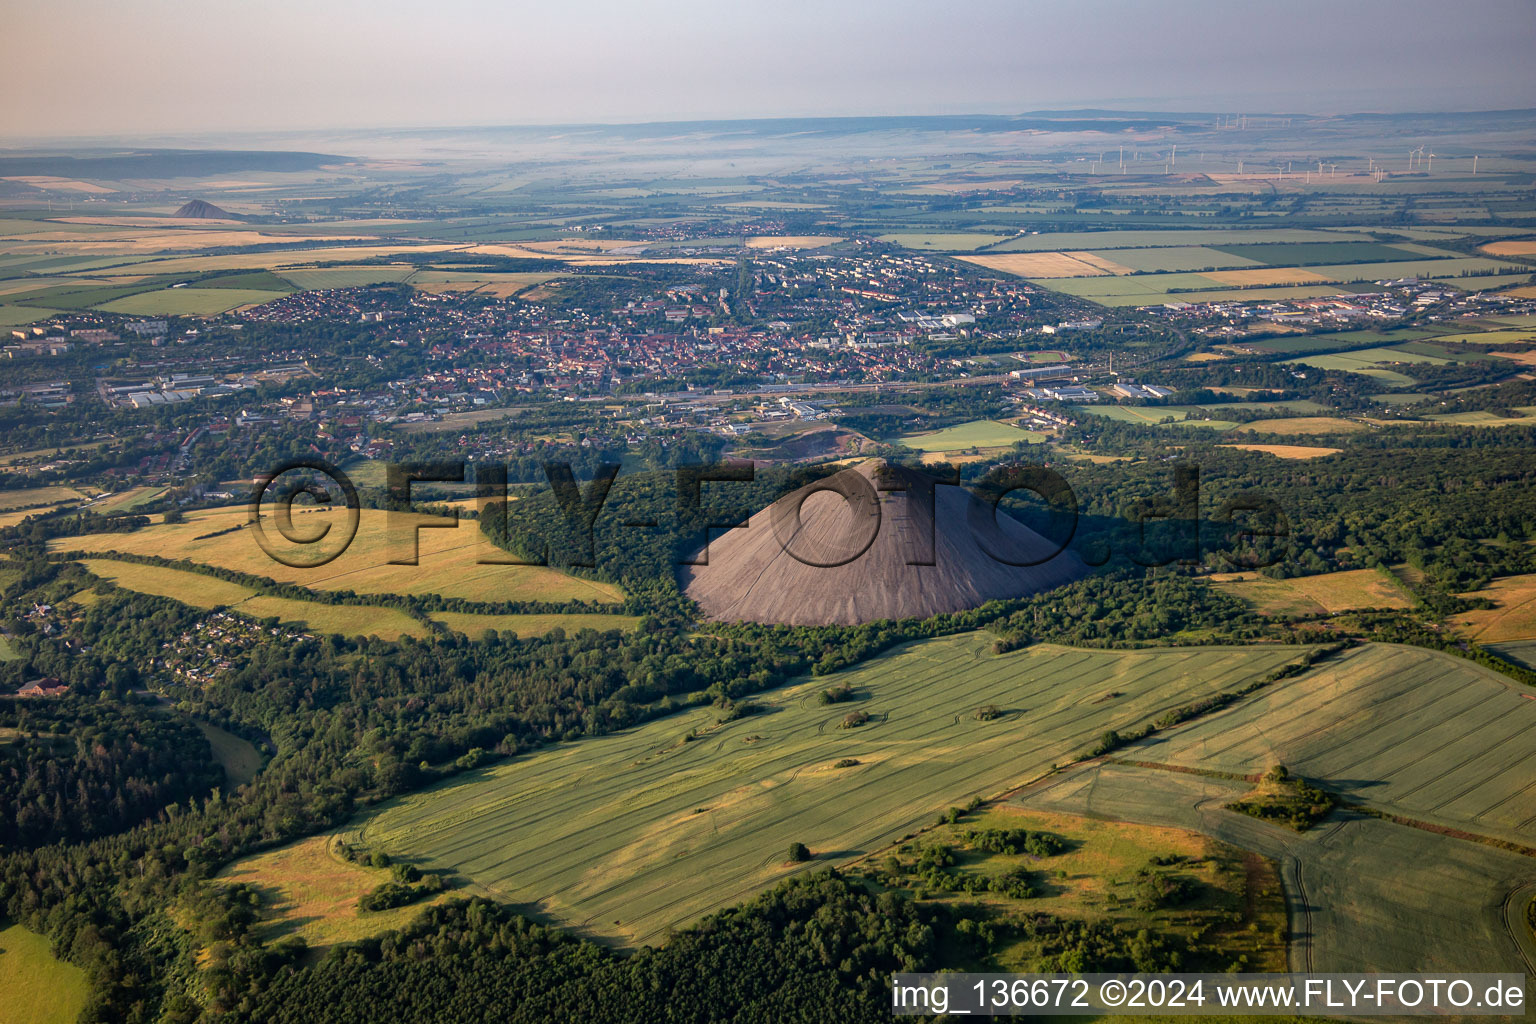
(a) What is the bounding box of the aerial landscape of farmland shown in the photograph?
[2,2,1535,1022]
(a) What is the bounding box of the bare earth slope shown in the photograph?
[683,460,1085,625]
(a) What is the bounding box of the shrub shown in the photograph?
[787,842,811,862]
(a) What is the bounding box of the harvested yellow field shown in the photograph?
[52,506,623,605]
[1491,350,1536,366]
[214,835,455,949]
[0,485,87,510]
[1503,286,1536,299]
[1068,251,1136,274]
[1210,568,1413,617]
[76,558,427,639]
[0,229,370,253]
[76,245,469,276]
[1451,574,1536,643]
[0,175,114,194]
[1203,267,1333,286]
[1233,416,1365,435]
[1218,443,1341,459]
[1184,351,1228,362]
[1480,240,1536,257]
[744,235,841,249]
[431,611,641,638]
[957,251,1126,278]
[409,271,562,298]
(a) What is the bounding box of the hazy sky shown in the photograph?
[4,0,1534,139]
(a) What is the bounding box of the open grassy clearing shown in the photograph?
[1079,401,1328,429]
[214,835,457,949]
[1129,643,1536,847]
[349,633,1312,946]
[52,506,624,606]
[1209,569,1412,617]
[431,611,642,639]
[76,558,427,640]
[883,806,1286,972]
[1217,443,1341,459]
[0,923,91,1024]
[193,719,263,787]
[97,287,286,316]
[1452,573,1536,644]
[896,419,1045,451]
[1018,760,1536,974]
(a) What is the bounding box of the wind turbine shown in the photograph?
[1426,151,1435,173]
[1473,155,1479,175]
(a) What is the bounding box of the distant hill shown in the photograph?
[174,199,235,220]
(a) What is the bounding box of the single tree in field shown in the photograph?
[787,842,811,862]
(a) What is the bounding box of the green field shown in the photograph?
[1034,274,1342,307]
[278,266,420,289]
[897,418,1045,451]
[52,506,624,606]
[0,924,90,1024]
[988,228,1374,252]
[1209,241,1438,266]
[0,485,87,510]
[0,304,62,326]
[77,558,428,640]
[349,633,1313,946]
[874,232,1012,250]
[1308,256,1518,282]
[97,287,287,316]
[1426,406,1536,426]
[1131,643,1536,847]
[1282,345,1464,386]
[1086,246,1262,272]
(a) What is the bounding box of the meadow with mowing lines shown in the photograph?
[97,287,287,316]
[1452,574,1536,644]
[348,633,1313,946]
[52,506,624,606]
[1291,345,1453,373]
[76,558,428,640]
[1127,643,1536,847]
[896,419,1045,451]
[1017,760,1536,974]
[215,836,457,949]
[431,611,642,639]
[89,485,166,514]
[1078,401,1327,428]
[1031,275,1343,307]
[1209,569,1412,617]
[0,924,90,1024]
